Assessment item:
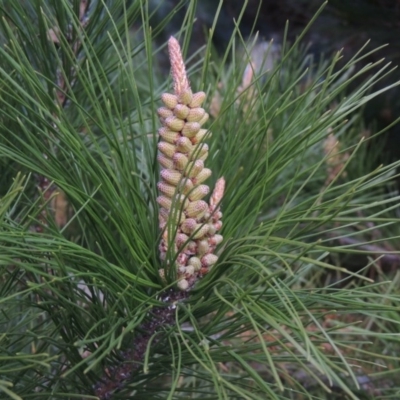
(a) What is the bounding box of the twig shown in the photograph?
[35,0,91,232]
[93,289,188,399]
[331,235,400,268]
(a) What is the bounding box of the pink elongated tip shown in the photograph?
[168,36,190,95]
[210,177,225,207]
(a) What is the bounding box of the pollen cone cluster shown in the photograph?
[157,37,225,291]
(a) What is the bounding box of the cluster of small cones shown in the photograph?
[157,37,225,291]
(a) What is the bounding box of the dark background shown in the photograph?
[149,0,400,161]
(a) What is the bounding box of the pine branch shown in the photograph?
[2,2,400,398]
[94,34,227,398]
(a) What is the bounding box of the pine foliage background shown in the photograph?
[1,1,400,399]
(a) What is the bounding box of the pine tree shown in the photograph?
[1,1,400,399]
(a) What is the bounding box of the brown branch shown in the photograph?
[331,235,400,268]
[93,289,188,399]
[35,0,91,232]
